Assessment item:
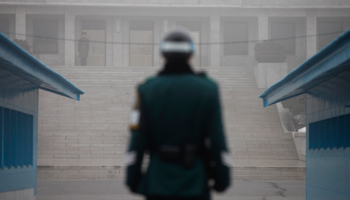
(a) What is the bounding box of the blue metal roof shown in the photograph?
[0,32,84,100]
[259,29,350,107]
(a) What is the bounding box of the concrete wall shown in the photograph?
[306,68,350,200]
[1,0,350,8]
[292,132,306,161]
[0,74,38,199]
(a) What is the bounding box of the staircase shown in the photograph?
[37,65,305,180]
[207,66,299,161]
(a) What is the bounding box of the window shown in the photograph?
[33,19,58,53]
[309,113,350,150]
[271,22,296,55]
[0,18,9,36]
[318,22,343,51]
[0,107,33,169]
[223,22,248,56]
[129,21,153,66]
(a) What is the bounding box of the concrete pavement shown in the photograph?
[36,180,306,200]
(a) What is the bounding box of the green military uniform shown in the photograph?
[125,65,231,200]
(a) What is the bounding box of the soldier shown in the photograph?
[125,28,231,200]
[78,32,89,66]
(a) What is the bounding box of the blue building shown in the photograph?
[260,29,350,200]
[0,33,84,200]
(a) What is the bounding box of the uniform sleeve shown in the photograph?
[125,87,148,193]
[206,84,231,192]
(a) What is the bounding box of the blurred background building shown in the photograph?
[0,0,349,181]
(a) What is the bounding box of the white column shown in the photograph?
[163,19,169,33]
[15,6,26,40]
[255,11,270,89]
[154,20,161,66]
[122,21,129,67]
[258,11,269,41]
[106,19,113,66]
[65,12,75,66]
[113,18,123,67]
[210,15,220,67]
[307,10,317,59]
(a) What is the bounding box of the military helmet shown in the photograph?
[160,28,195,60]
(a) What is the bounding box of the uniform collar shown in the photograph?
[158,60,195,75]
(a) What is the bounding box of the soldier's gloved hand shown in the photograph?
[213,182,227,192]
[130,185,138,193]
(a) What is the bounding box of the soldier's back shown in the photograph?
[136,74,218,198]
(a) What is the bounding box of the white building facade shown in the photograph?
[1,1,349,69]
[1,0,350,181]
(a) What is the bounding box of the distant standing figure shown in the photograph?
[78,32,89,66]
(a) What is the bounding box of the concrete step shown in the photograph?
[229,154,299,160]
[37,164,305,181]
[232,166,305,180]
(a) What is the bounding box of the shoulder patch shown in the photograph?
[129,91,141,131]
[221,151,232,167]
[125,151,137,166]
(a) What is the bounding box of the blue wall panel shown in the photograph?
[0,107,34,169]
[10,110,16,168]
[0,167,36,193]
[28,115,33,167]
[17,112,22,167]
[306,69,350,200]
[309,114,350,150]
[3,108,10,168]
[0,71,38,193]
[307,149,350,200]
[0,107,2,169]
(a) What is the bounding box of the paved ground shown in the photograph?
[36,180,306,200]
